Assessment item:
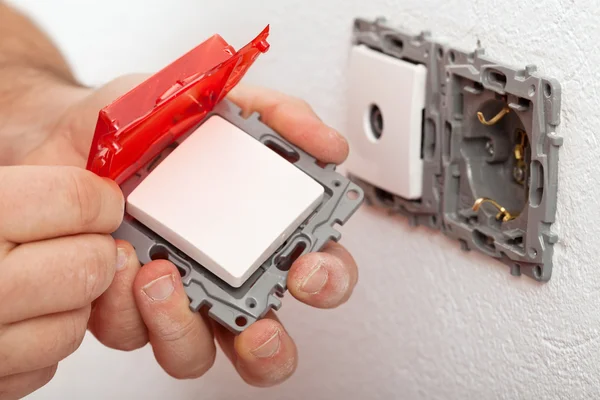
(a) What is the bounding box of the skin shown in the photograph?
[0,3,359,398]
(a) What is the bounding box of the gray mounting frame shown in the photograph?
[113,99,364,334]
[350,18,443,229]
[350,17,562,282]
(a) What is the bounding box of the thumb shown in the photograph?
[58,74,150,158]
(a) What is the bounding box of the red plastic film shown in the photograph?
[86,26,270,184]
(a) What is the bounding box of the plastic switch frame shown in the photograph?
[349,17,563,282]
[114,100,364,333]
[87,27,364,333]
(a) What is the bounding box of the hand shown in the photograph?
[7,76,359,387]
[0,166,124,400]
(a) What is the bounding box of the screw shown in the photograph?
[485,141,495,156]
[513,165,525,183]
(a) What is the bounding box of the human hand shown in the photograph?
[7,76,359,387]
[0,166,124,400]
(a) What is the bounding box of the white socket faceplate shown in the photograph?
[344,44,427,200]
[126,116,324,288]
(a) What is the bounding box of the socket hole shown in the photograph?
[368,104,384,140]
[235,316,248,327]
[150,246,169,261]
[473,230,496,253]
[333,180,342,187]
[265,140,300,163]
[246,298,257,309]
[444,121,452,158]
[528,85,536,96]
[149,246,186,277]
[375,187,395,204]
[533,265,542,279]
[518,97,531,110]
[276,241,307,271]
[507,236,524,247]
[487,70,507,90]
[437,47,444,60]
[530,160,544,207]
[385,36,404,52]
[449,51,456,63]
[422,115,436,160]
[544,83,552,97]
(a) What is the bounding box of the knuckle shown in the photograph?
[58,310,89,358]
[96,331,148,352]
[93,313,148,352]
[168,350,216,380]
[79,235,116,303]
[154,316,196,343]
[65,169,102,228]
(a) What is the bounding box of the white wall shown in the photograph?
[9,0,600,398]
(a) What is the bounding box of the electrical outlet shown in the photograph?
[347,17,562,282]
[345,45,427,201]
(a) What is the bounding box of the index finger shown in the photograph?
[0,165,124,243]
[227,84,349,165]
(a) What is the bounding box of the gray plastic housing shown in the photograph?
[113,99,364,334]
[350,17,562,282]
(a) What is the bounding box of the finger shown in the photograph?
[0,306,90,377]
[0,234,117,323]
[213,311,297,387]
[227,84,349,164]
[0,364,57,400]
[287,241,358,309]
[0,165,124,243]
[133,260,216,379]
[88,240,148,351]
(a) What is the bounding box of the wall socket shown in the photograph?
[345,17,563,282]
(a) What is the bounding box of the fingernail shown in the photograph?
[142,274,175,301]
[300,263,328,294]
[116,247,128,271]
[251,329,281,358]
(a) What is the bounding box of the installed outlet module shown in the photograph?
[346,18,443,228]
[347,17,562,282]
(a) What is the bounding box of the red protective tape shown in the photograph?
[86,26,270,184]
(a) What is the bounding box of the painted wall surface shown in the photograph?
[8,0,599,398]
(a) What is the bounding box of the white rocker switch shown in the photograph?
[126,115,325,288]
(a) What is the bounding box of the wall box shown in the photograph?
[346,17,563,282]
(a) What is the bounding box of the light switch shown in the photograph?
[344,44,427,200]
[126,115,325,288]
